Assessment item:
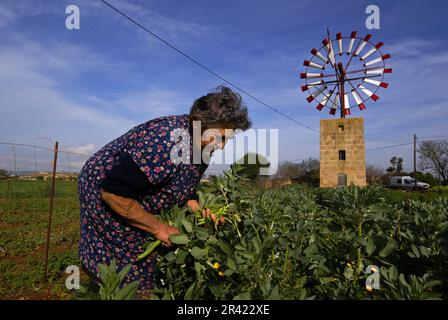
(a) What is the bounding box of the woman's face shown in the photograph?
[201,128,234,151]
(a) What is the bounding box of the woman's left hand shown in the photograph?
[202,208,225,225]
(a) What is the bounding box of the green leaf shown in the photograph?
[226,257,237,271]
[423,280,442,289]
[419,246,430,258]
[116,264,132,283]
[169,234,190,245]
[411,244,420,258]
[365,237,376,255]
[181,219,193,233]
[175,249,188,264]
[233,292,251,300]
[267,285,281,300]
[114,281,139,300]
[379,238,396,257]
[191,247,205,260]
[389,265,399,282]
[224,269,234,276]
[194,262,203,276]
[194,228,209,241]
[184,281,197,300]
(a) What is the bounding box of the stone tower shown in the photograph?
[320,117,366,188]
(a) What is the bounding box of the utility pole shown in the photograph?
[413,134,417,190]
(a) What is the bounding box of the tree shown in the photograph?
[366,164,384,185]
[231,153,270,180]
[274,158,319,186]
[409,171,440,186]
[0,169,8,179]
[386,156,403,175]
[297,158,320,186]
[275,162,300,179]
[418,140,448,183]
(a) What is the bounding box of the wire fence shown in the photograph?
[0,142,88,283]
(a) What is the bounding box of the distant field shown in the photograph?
[0,179,81,299]
[0,179,447,299]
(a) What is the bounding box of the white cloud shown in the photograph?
[65,144,96,155]
[0,33,190,167]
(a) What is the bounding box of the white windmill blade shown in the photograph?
[316,90,333,110]
[358,85,379,101]
[347,31,357,54]
[360,42,383,60]
[365,53,391,66]
[301,80,324,92]
[311,48,328,63]
[336,32,343,55]
[322,38,335,67]
[343,93,351,115]
[300,72,323,79]
[354,34,372,56]
[303,60,325,70]
[306,87,326,103]
[329,93,339,115]
[365,67,393,75]
[351,90,366,110]
[364,78,389,88]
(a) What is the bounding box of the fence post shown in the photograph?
[44,141,58,282]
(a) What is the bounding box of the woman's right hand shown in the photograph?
[153,223,180,247]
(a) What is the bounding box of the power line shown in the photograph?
[366,142,414,152]
[366,137,448,152]
[97,0,319,134]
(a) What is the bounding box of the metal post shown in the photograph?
[413,134,417,190]
[44,141,58,282]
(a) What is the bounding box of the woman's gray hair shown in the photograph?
[189,86,252,131]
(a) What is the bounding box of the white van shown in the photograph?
[388,176,430,190]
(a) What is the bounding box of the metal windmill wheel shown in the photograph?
[300,30,392,117]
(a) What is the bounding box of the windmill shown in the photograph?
[300,30,392,187]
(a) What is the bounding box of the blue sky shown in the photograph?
[0,0,447,174]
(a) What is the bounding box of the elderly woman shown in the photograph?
[78,86,251,296]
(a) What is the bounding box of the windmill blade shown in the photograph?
[300,72,323,79]
[316,89,335,110]
[365,67,393,75]
[364,78,389,88]
[329,93,339,115]
[306,87,327,103]
[301,80,325,91]
[322,38,336,67]
[365,53,391,66]
[354,34,372,56]
[336,32,343,55]
[351,90,366,110]
[360,42,384,60]
[347,31,357,54]
[343,93,351,115]
[358,85,379,101]
[311,48,328,63]
[303,60,325,70]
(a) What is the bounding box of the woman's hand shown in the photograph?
[202,208,225,225]
[153,223,180,247]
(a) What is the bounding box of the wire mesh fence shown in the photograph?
[0,142,88,297]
